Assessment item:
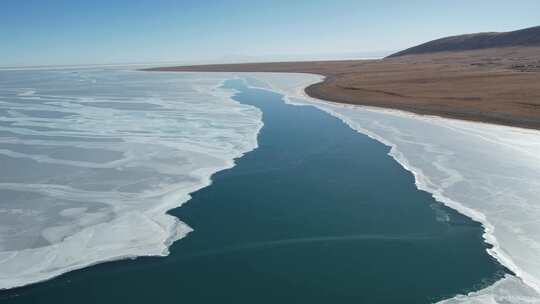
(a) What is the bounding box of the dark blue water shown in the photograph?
[0,79,506,303]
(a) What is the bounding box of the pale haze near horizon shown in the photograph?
[1,0,539,67]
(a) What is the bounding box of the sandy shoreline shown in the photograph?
[145,46,540,130]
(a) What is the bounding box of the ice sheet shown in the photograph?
[0,69,262,289]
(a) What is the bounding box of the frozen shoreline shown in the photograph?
[244,72,540,303]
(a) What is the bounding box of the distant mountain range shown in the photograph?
[388,25,540,57]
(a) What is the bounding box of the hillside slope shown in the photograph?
[388,25,540,57]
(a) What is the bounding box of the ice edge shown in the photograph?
[0,75,264,291]
[241,72,540,303]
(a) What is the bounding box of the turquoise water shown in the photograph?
[0,79,506,303]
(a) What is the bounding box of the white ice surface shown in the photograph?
[439,275,540,304]
[244,72,540,303]
[0,70,262,289]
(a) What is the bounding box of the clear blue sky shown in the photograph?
[2,0,539,67]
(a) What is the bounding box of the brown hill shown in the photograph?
[388,25,540,57]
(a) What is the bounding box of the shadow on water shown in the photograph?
[1,79,507,304]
